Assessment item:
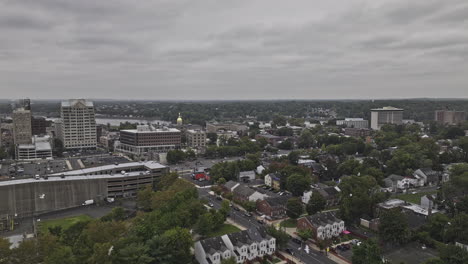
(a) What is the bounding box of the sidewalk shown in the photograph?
[226,218,247,230]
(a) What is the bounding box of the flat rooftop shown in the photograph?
[371,106,403,111]
[50,161,166,176]
[0,170,151,187]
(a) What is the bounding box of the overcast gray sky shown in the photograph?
[0,0,467,100]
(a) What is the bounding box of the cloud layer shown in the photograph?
[0,0,467,99]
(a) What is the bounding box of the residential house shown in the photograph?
[256,196,288,219]
[195,236,232,264]
[420,194,437,211]
[239,170,256,183]
[256,165,265,175]
[297,212,345,240]
[233,184,268,202]
[413,168,441,186]
[264,173,281,190]
[195,227,276,264]
[223,181,240,193]
[225,227,276,262]
[302,183,341,206]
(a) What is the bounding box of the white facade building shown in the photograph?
[370,107,403,130]
[336,118,369,129]
[195,227,275,264]
[59,99,97,149]
[16,136,52,160]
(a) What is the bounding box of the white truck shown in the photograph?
[82,199,94,206]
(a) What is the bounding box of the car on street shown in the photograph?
[292,238,302,244]
[244,212,252,217]
[285,248,294,255]
[208,202,214,207]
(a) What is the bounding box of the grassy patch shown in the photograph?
[280,218,297,228]
[38,215,93,234]
[397,191,437,204]
[206,224,241,238]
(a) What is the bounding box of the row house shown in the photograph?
[195,227,276,264]
[297,212,345,241]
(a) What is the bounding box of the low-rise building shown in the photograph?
[115,125,181,155]
[239,171,256,183]
[297,212,345,240]
[336,118,369,129]
[194,227,276,264]
[256,196,288,219]
[344,128,371,138]
[413,168,440,186]
[232,184,268,202]
[16,136,52,161]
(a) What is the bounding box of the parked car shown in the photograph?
[285,248,294,255]
[244,212,252,217]
[257,219,265,225]
[233,206,240,211]
[216,196,222,201]
[292,238,302,244]
[208,202,214,207]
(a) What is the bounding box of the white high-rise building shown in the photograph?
[59,99,97,149]
[370,107,403,130]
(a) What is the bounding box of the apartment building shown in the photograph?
[59,99,97,149]
[370,106,403,130]
[16,135,52,160]
[186,129,206,148]
[435,110,466,125]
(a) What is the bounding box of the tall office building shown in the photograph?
[12,108,32,145]
[435,110,466,125]
[370,106,403,130]
[59,99,97,149]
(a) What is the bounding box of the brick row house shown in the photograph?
[297,212,345,240]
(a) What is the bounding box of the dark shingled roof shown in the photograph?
[264,196,288,207]
[233,184,255,197]
[200,236,229,255]
[304,211,342,227]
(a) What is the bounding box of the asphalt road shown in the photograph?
[197,188,336,264]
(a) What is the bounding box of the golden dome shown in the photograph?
[177,113,183,125]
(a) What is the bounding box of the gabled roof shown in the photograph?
[304,211,342,227]
[233,184,255,197]
[200,236,229,255]
[224,180,239,190]
[264,196,288,207]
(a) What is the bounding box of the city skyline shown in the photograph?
[1,0,467,100]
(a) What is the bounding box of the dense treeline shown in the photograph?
[2,99,468,124]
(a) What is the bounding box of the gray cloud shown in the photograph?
[0,0,467,100]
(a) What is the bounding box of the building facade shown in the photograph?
[16,136,52,160]
[336,118,369,128]
[435,110,466,125]
[12,108,32,145]
[59,99,97,149]
[194,227,276,264]
[370,107,403,130]
[297,212,345,240]
[31,116,48,136]
[115,125,181,155]
[186,129,206,148]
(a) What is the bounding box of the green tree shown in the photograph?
[112,242,153,264]
[147,227,193,264]
[438,244,468,264]
[266,226,289,249]
[44,246,75,264]
[297,229,313,242]
[286,173,311,196]
[352,239,382,264]
[0,237,11,263]
[137,184,153,211]
[379,209,410,245]
[221,257,237,264]
[286,198,303,219]
[298,130,314,148]
[306,192,326,215]
[195,213,214,237]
